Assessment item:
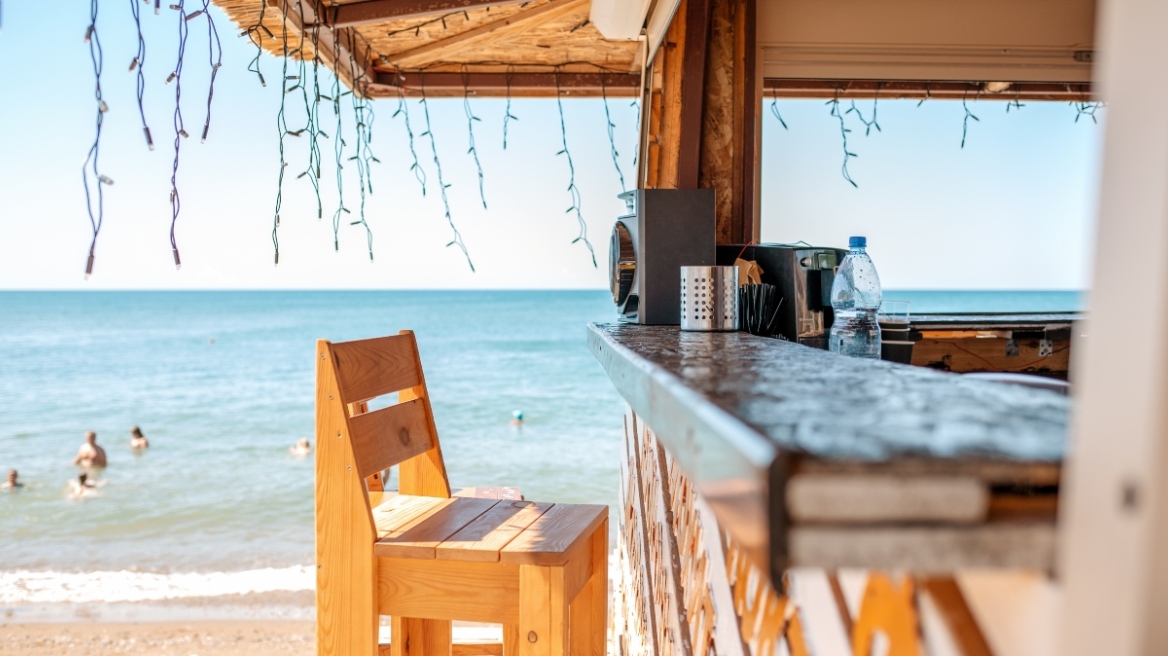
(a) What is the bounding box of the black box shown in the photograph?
[612,190,716,325]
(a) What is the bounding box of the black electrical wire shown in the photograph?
[242,0,271,86]
[846,83,881,136]
[419,71,474,271]
[600,71,626,193]
[769,90,787,130]
[554,68,596,267]
[392,81,428,196]
[169,1,191,269]
[347,34,376,261]
[826,90,858,188]
[272,3,289,265]
[128,0,153,150]
[503,65,519,149]
[330,29,349,251]
[461,66,487,209]
[83,0,111,277]
[961,86,980,149]
[198,0,222,143]
[293,0,322,219]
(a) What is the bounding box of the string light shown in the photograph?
[271,1,289,265]
[630,98,640,169]
[168,1,190,269]
[826,90,858,188]
[295,0,322,219]
[330,29,349,251]
[391,81,428,196]
[461,66,488,209]
[198,0,222,144]
[503,65,519,149]
[846,83,880,135]
[554,68,597,267]
[419,71,475,271]
[600,71,626,193]
[1006,87,1025,113]
[769,89,787,130]
[1073,100,1103,123]
[241,0,271,86]
[961,87,980,149]
[82,0,110,278]
[347,35,376,261]
[129,0,153,150]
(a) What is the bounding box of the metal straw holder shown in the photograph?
[680,266,739,331]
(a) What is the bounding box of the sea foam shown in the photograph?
[0,566,314,604]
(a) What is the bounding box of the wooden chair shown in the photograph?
[315,331,608,656]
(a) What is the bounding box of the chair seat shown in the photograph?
[372,494,607,566]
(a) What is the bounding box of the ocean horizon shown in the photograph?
[0,289,1081,620]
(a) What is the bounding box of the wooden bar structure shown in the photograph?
[201,0,1168,652]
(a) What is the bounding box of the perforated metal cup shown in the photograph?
[680,266,739,331]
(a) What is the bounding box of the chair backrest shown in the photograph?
[316,330,451,515]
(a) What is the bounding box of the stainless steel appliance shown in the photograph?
[610,189,716,324]
[716,243,848,347]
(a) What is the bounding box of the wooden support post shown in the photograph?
[640,0,761,243]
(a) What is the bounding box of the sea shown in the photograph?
[0,289,1081,621]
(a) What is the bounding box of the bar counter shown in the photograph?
[589,322,1070,588]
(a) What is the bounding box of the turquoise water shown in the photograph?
[882,290,1083,314]
[0,289,1081,603]
[0,291,626,581]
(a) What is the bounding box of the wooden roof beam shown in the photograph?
[383,0,587,69]
[369,70,640,97]
[765,79,1095,101]
[331,0,527,29]
[274,0,376,96]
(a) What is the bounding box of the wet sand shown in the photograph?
[1,621,315,656]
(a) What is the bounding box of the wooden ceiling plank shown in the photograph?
[332,0,527,29]
[384,0,587,69]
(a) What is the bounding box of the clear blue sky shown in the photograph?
[0,2,1101,290]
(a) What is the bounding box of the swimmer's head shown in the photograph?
[296,438,310,449]
[7,469,16,484]
[512,410,524,421]
[85,431,97,444]
[131,426,144,438]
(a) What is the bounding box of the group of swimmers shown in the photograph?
[1,426,150,496]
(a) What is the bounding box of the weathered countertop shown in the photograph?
[589,323,1070,578]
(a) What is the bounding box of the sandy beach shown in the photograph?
[2,621,315,656]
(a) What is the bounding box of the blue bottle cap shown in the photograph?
[849,236,867,248]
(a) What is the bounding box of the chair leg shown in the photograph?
[569,577,594,656]
[589,520,609,656]
[520,565,570,656]
[569,520,608,656]
[503,624,520,656]
[391,617,452,656]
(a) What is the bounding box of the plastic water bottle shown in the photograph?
[829,236,883,358]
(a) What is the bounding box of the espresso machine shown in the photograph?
[716,243,848,348]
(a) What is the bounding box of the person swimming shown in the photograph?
[1,469,22,490]
[510,410,524,426]
[68,472,97,498]
[290,438,311,457]
[73,431,107,468]
[130,426,149,450]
